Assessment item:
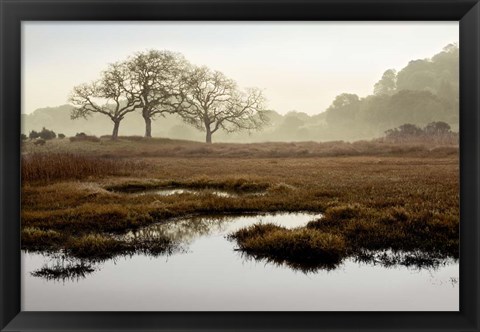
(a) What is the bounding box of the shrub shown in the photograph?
[29,130,40,139]
[384,122,458,144]
[38,127,56,140]
[58,133,66,139]
[20,134,27,141]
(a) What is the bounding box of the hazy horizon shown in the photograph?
[22,21,458,115]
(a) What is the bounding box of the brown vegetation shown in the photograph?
[21,136,458,159]
[21,138,459,269]
[22,153,141,182]
[69,134,101,143]
[229,224,346,269]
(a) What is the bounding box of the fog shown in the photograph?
[23,22,457,115]
[22,22,458,142]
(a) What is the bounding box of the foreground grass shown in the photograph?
[21,139,459,269]
[23,226,176,259]
[229,202,457,270]
[229,224,346,270]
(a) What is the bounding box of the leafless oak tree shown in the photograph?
[179,66,268,143]
[69,62,139,140]
[126,50,187,138]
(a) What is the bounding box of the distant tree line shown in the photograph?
[312,44,459,141]
[23,43,458,143]
[69,50,268,143]
[383,121,457,144]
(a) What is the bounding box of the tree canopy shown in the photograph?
[178,66,268,143]
[126,50,188,137]
[69,50,267,142]
[319,43,459,141]
[69,62,140,139]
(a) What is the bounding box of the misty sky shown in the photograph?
[22,22,458,115]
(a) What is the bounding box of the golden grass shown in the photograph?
[230,224,346,267]
[21,139,459,265]
[22,153,141,182]
[21,227,64,250]
[307,204,458,257]
[105,176,270,193]
[67,234,126,259]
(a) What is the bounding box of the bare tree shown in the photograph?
[69,62,139,140]
[179,66,268,143]
[126,50,187,138]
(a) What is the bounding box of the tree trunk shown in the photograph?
[112,120,120,140]
[205,126,212,144]
[144,116,152,138]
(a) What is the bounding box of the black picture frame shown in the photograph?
[1,0,479,331]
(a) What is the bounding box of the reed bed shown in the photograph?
[22,153,137,182]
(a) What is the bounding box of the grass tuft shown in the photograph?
[21,227,63,250]
[66,234,126,259]
[229,223,346,269]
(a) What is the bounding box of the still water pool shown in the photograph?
[22,212,458,311]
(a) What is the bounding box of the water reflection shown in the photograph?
[115,187,266,198]
[30,212,323,280]
[22,211,459,310]
[30,254,95,282]
[354,249,456,270]
[119,212,313,245]
[29,212,458,277]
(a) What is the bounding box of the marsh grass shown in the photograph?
[21,139,459,267]
[24,231,178,261]
[22,136,458,159]
[70,233,177,259]
[229,202,458,270]
[105,176,270,194]
[66,234,127,259]
[229,224,346,268]
[307,204,458,257]
[22,204,156,234]
[21,227,64,250]
[22,153,139,182]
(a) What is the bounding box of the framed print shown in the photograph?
[1,0,479,331]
